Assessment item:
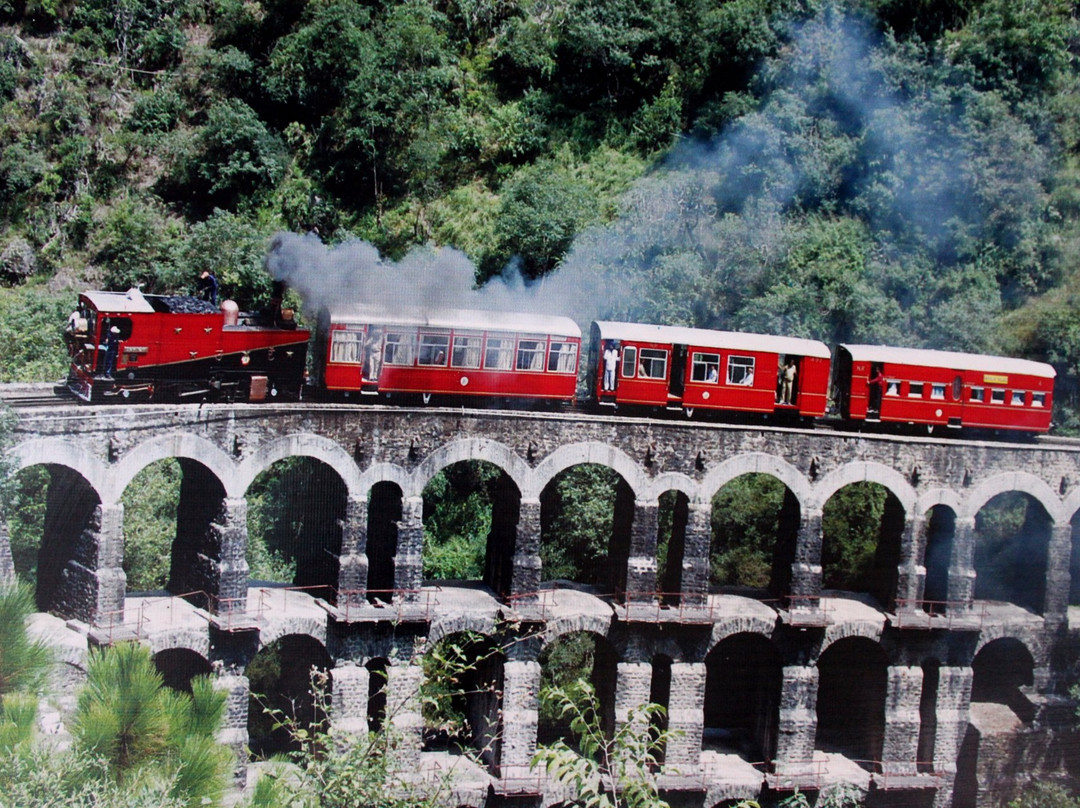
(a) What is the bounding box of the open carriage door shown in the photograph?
[668,344,687,408]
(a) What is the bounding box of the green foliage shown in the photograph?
[121,460,180,592]
[94,196,185,293]
[541,465,619,586]
[72,642,230,806]
[187,99,287,206]
[422,461,499,580]
[1008,782,1080,808]
[0,286,70,382]
[821,482,887,590]
[710,474,786,588]
[0,584,52,698]
[534,680,672,808]
[539,632,597,724]
[5,466,48,589]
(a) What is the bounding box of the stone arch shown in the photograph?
[970,637,1036,721]
[152,646,212,692]
[239,432,363,500]
[962,473,1063,523]
[10,439,108,501]
[700,452,811,509]
[358,463,413,498]
[707,469,804,597]
[246,632,333,758]
[538,629,619,748]
[420,629,505,770]
[815,635,888,766]
[414,438,531,499]
[147,630,210,660]
[972,626,1045,668]
[921,502,958,610]
[542,610,615,647]
[707,617,778,653]
[530,442,647,500]
[427,614,500,647]
[703,631,782,761]
[112,433,236,501]
[640,471,698,504]
[810,461,916,515]
[821,618,887,653]
[971,489,1053,614]
[256,613,328,649]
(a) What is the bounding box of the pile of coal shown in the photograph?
[158,296,219,314]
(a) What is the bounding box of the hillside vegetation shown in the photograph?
[2,0,1080,423]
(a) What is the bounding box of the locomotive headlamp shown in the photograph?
[241,353,251,365]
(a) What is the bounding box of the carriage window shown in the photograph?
[484,338,514,370]
[991,389,1006,404]
[692,353,721,383]
[547,341,578,373]
[451,336,482,368]
[330,329,363,364]
[418,334,450,366]
[638,349,668,379]
[1032,392,1046,407]
[1011,390,1026,406]
[931,384,946,400]
[517,339,546,371]
[621,346,637,378]
[970,387,984,402]
[384,332,415,366]
[726,356,754,385]
[908,382,924,398]
[886,380,900,396]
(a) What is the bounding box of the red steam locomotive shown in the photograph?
[63,288,309,403]
[63,289,1056,435]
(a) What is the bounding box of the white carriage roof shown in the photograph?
[82,288,156,313]
[327,303,582,338]
[839,344,1056,379]
[594,321,832,359]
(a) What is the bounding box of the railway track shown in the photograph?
[0,383,74,409]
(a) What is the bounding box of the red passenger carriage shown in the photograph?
[316,304,581,404]
[64,288,310,403]
[591,321,832,419]
[833,344,1055,433]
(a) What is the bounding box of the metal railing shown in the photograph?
[893,598,987,630]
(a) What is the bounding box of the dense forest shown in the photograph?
[1,0,1080,423]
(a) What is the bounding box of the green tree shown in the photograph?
[0,584,51,700]
[534,680,672,808]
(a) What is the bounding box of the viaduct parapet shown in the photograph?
[4,400,1080,807]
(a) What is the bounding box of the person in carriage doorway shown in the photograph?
[781,358,797,404]
[363,328,383,383]
[197,270,218,305]
[102,324,120,378]
[602,340,620,391]
[867,364,885,414]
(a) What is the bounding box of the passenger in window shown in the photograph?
[603,341,620,391]
[706,365,718,383]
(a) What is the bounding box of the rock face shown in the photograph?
[0,237,36,284]
[6,398,1080,806]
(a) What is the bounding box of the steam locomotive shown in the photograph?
[64,288,1056,435]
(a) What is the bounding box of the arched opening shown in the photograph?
[648,655,673,766]
[153,647,212,693]
[538,631,617,750]
[922,506,955,611]
[421,631,504,769]
[540,465,633,595]
[916,658,940,773]
[956,638,1038,808]
[657,491,689,602]
[122,458,182,593]
[5,464,101,617]
[246,634,333,758]
[246,457,346,601]
[168,458,228,608]
[821,482,904,609]
[367,482,402,602]
[703,633,781,762]
[974,493,1050,614]
[709,474,799,596]
[815,637,888,768]
[366,657,389,732]
[421,461,520,595]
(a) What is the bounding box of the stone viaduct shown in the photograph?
[3,400,1079,808]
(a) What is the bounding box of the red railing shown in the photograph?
[893,599,988,630]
